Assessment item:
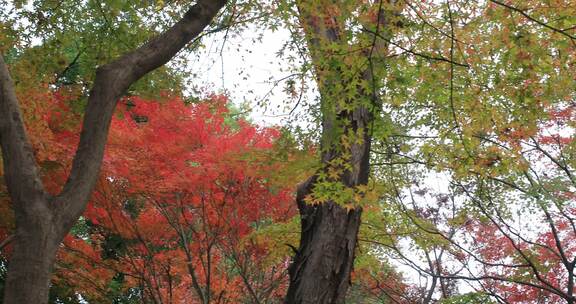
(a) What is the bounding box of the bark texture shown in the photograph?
[0,1,226,303]
[285,1,393,303]
[285,105,372,304]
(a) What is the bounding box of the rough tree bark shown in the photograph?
[285,1,394,303]
[0,1,226,303]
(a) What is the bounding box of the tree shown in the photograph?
[0,1,227,303]
[278,1,401,302]
[72,95,297,303]
[1,0,574,303]
[0,82,304,304]
[361,1,576,302]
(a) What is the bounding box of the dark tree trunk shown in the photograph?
[285,1,394,303]
[3,205,61,304]
[286,104,372,304]
[0,1,227,303]
[286,187,362,304]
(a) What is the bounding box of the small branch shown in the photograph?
[52,47,87,86]
[361,27,469,67]
[490,0,576,40]
[402,0,464,44]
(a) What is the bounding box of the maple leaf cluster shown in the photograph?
[0,87,298,303]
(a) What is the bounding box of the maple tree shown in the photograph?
[53,95,300,304]
[271,1,402,302]
[360,1,576,303]
[0,1,227,303]
[0,88,306,303]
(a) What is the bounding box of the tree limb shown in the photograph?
[0,234,14,251]
[54,0,227,231]
[0,56,47,206]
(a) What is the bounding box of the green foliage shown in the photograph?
[247,215,300,267]
[105,274,142,304]
[0,0,205,98]
[48,284,83,304]
[70,217,91,241]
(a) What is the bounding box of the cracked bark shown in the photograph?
[285,1,393,303]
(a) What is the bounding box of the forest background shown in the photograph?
[0,0,575,303]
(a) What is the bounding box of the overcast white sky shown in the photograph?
[186,25,314,127]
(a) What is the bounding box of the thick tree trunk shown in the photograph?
[2,201,62,304]
[286,106,372,303]
[286,181,362,304]
[285,1,394,302]
[3,235,60,304]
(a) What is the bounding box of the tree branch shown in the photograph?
[490,0,576,40]
[361,27,470,67]
[53,0,228,230]
[0,234,14,251]
[0,56,47,206]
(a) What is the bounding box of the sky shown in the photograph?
[185,24,315,128]
[3,0,312,128]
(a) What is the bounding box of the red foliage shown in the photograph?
[467,211,576,304]
[538,104,575,147]
[0,88,296,303]
[0,85,82,254]
[67,95,295,302]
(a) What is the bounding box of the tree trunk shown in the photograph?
[0,2,226,303]
[285,104,372,304]
[286,185,362,304]
[285,1,395,302]
[2,201,61,304]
